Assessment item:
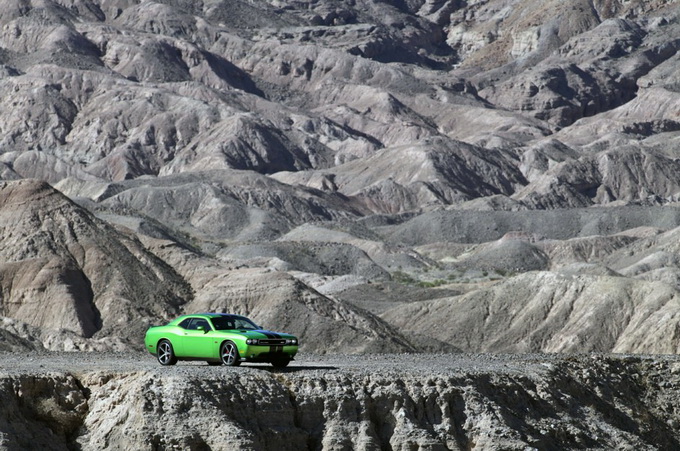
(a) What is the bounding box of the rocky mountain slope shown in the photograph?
[1,0,680,359]
[0,179,190,349]
[0,179,414,353]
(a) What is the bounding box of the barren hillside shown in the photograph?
[0,0,679,358]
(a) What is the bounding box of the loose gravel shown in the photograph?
[2,351,679,378]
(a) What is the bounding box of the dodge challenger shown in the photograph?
[144,313,298,368]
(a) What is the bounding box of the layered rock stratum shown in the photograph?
[2,353,680,451]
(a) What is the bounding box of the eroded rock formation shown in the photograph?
[1,354,680,450]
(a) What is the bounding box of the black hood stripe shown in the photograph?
[254,330,280,339]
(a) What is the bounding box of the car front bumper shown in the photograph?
[238,344,298,362]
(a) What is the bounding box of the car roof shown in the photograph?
[177,313,246,319]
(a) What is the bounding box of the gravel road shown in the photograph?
[2,351,678,377]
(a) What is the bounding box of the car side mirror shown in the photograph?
[197,326,207,333]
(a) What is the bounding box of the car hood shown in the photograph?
[223,329,296,339]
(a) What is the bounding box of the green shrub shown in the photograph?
[392,271,417,285]
[417,279,447,288]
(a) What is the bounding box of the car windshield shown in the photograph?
[210,315,260,331]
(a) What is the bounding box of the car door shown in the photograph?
[177,318,216,358]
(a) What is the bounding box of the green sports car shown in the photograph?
[144,313,298,368]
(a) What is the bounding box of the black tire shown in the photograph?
[271,357,290,368]
[157,340,177,366]
[207,361,222,366]
[220,341,241,367]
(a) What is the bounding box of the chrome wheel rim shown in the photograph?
[158,342,172,365]
[221,343,237,365]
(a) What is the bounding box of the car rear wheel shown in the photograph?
[220,341,241,366]
[157,340,177,366]
[271,357,290,368]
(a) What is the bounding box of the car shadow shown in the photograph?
[242,364,339,373]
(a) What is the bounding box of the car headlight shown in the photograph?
[286,339,298,345]
[246,339,258,345]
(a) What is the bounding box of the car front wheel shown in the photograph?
[220,341,241,366]
[157,340,177,366]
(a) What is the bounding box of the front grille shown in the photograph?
[257,339,287,346]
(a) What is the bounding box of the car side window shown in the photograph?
[180,318,206,330]
[210,317,235,330]
[186,319,200,330]
[194,319,210,330]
